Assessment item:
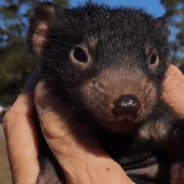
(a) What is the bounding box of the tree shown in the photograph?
[0,0,69,105]
[161,0,184,68]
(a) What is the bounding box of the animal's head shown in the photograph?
[28,2,169,132]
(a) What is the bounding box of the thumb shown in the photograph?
[35,79,134,184]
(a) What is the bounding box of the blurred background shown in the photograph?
[0,0,184,183]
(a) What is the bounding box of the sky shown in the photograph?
[70,0,165,17]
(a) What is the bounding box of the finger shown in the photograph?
[3,68,41,184]
[162,64,184,117]
[35,79,135,184]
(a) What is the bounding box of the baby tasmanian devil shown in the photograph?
[28,2,184,184]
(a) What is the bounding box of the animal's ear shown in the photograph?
[155,17,169,37]
[28,2,57,55]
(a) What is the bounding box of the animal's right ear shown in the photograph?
[28,2,57,55]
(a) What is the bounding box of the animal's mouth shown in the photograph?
[98,117,142,132]
[99,112,143,124]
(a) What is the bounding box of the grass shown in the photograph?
[0,124,11,184]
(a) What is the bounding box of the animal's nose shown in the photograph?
[113,94,141,117]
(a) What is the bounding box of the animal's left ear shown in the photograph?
[27,2,58,55]
[155,17,169,37]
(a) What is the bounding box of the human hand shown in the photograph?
[3,64,184,184]
[162,64,184,117]
[3,68,134,184]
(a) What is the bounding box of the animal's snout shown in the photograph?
[113,94,141,118]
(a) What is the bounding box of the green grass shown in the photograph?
[0,124,11,184]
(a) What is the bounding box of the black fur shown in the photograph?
[28,2,184,184]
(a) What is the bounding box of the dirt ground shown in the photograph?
[0,124,11,184]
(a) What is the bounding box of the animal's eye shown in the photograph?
[73,47,88,63]
[70,46,90,69]
[148,54,159,70]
